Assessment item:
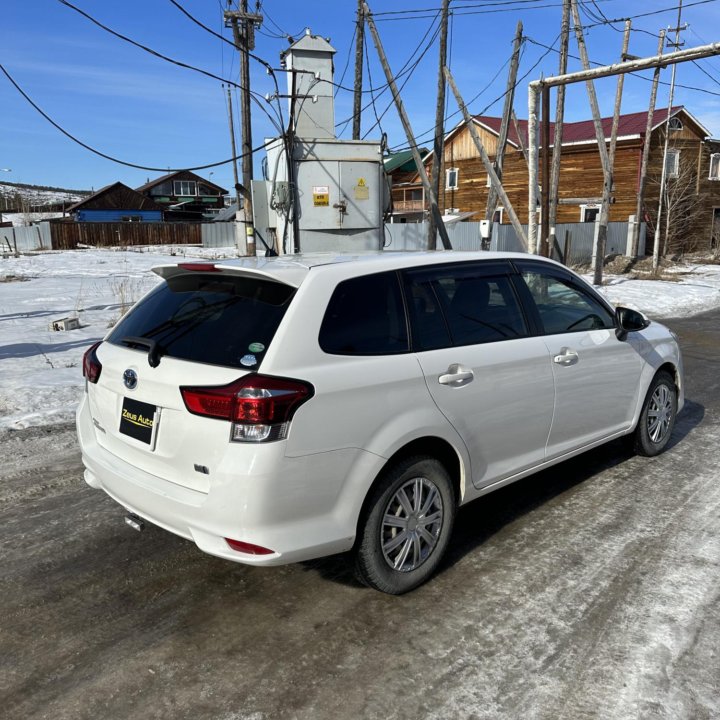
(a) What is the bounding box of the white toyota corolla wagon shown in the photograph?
[77,252,683,594]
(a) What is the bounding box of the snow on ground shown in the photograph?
[1,247,720,431]
[592,263,720,318]
[0,246,242,430]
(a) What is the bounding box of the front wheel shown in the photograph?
[634,370,677,456]
[354,456,456,595]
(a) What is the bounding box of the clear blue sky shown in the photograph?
[2,0,720,192]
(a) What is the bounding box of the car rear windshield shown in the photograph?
[107,273,295,369]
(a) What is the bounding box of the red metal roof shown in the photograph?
[472,106,693,147]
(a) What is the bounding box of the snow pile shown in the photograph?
[1,248,720,431]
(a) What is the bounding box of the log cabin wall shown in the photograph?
[419,110,720,250]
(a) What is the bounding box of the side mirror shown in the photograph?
[615,306,650,341]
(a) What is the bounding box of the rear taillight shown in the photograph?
[82,342,102,385]
[180,374,314,443]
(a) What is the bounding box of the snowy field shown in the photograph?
[1,247,720,430]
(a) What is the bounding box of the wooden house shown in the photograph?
[67,182,164,223]
[136,171,228,221]
[384,149,428,223]
[420,106,720,253]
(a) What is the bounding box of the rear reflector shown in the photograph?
[82,341,103,384]
[225,538,274,555]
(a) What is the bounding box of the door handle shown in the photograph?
[439,364,474,385]
[553,347,579,366]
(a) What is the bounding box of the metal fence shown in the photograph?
[201,223,236,248]
[0,221,237,251]
[0,222,52,252]
[1,219,647,263]
[384,220,646,265]
[384,222,484,251]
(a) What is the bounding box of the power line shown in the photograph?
[57,0,284,133]
[361,18,443,139]
[370,0,718,21]
[259,1,306,41]
[692,59,720,89]
[390,32,556,153]
[0,62,269,172]
[373,0,577,16]
[334,25,356,99]
[335,10,443,131]
[524,35,720,98]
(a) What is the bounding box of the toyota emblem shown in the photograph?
[123,369,138,390]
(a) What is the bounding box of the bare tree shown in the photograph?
[645,142,704,256]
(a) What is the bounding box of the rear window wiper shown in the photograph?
[119,336,162,368]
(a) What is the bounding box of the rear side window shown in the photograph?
[108,273,295,369]
[319,271,408,355]
[404,264,528,349]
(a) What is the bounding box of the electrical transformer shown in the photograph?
[253,31,388,254]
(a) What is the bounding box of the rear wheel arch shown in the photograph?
[355,437,463,541]
[353,449,459,593]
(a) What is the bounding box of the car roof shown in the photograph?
[153,251,556,288]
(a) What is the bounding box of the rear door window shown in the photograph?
[108,273,295,369]
[319,271,408,355]
[403,262,528,349]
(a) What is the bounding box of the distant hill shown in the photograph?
[0,181,91,211]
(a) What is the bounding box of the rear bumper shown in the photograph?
[77,394,378,565]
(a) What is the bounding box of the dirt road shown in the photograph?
[2,311,718,720]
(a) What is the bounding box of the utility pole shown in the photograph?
[653,0,686,272]
[363,2,452,250]
[633,30,666,258]
[225,85,242,220]
[485,20,523,248]
[590,19,631,285]
[445,68,528,250]
[352,0,365,140]
[224,1,262,256]
[428,0,450,251]
[569,0,611,280]
[548,0,570,256]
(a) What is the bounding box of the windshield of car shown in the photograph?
[107,273,295,369]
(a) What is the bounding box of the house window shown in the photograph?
[665,150,680,179]
[174,180,197,196]
[121,215,142,222]
[709,153,720,180]
[149,181,173,196]
[668,117,683,131]
[580,205,600,223]
[446,168,459,190]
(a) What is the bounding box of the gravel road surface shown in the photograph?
[2,310,718,720]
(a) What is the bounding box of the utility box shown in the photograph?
[259,31,387,254]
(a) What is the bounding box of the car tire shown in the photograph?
[354,456,456,595]
[634,370,677,457]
